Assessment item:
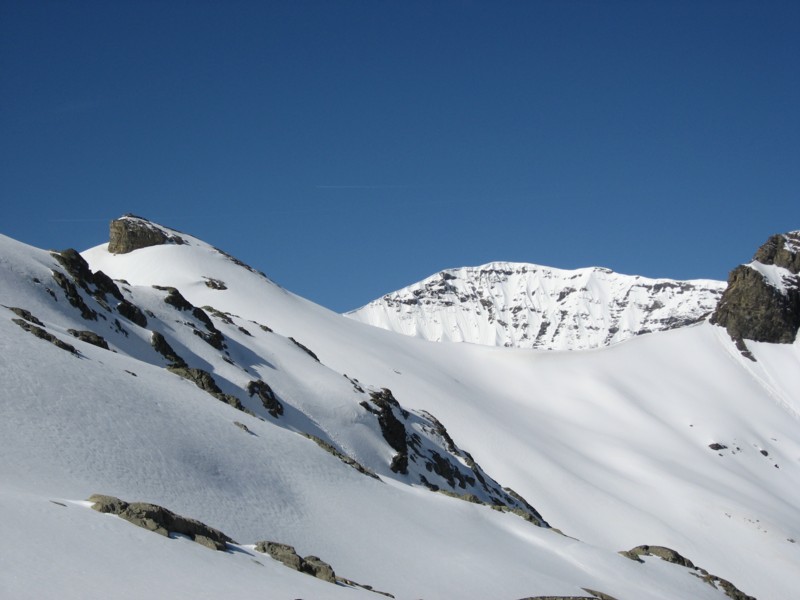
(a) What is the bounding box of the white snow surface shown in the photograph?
[346,261,725,350]
[1,219,799,599]
[783,230,800,254]
[748,261,798,295]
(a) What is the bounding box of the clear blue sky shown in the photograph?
[2,0,798,312]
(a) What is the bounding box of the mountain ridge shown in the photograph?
[1,216,798,599]
[347,260,725,350]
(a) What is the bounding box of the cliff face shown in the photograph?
[711,231,800,344]
[108,215,185,254]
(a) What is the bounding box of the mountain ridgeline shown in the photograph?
[1,215,798,600]
[348,232,800,352]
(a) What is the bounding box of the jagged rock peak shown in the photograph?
[752,230,800,274]
[711,230,800,344]
[347,261,725,351]
[108,214,186,254]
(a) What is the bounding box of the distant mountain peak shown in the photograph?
[347,261,725,350]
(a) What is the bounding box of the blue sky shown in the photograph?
[2,0,798,312]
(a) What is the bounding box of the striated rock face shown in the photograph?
[348,262,724,350]
[108,215,186,254]
[711,231,800,344]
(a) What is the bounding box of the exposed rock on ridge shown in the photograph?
[620,545,756,600]
[108,214,186,254]
[711,231,800,344]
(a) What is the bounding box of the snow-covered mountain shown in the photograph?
[347,262,725,350]
[1,215,799,600]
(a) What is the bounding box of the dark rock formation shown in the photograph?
[150,331,187,367]
[518,593,616,600]
[620,545,756,600]
[153,286,194,311]
[51,248,124,306]
[68,329,110,350]
[233,421,252,434]
[359,388,549,526]
[6,307,44,326]
[89,494,233,551]
[212,245,267,278]
[289,337,320,362]
[246,379,283,417]
[301,432,380,480]
[202,306,235,325]
[167,365,249,413]
[52,248,94,284]
[711,231,800,344]
[518,597,596,600]
[12,318,77,354]
[253,541,336,583]
[620,545,695,568]
[117,299,148,327]
[154,287,226,350]
[255,541,304,570]
[753,231,800,273]
[203,277,227,290]
[108,215,185,254]
[51,271,97,321]
[361,388,409,474]
[302,555,336,583]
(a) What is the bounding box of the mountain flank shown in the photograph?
[2,216,798,599]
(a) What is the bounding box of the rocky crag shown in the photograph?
[711,231,800,345]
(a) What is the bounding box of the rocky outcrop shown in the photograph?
[68,329,110,350]
[108,215,185,254]
[358,387,549,526]
[253,541,336,583]
[12,318,77,354]
[150,331,187,367]
[117,299,147,327]
[153,286,226,350]
[361,388,409,474]
[6,306,44,326]
[51,271,97,321]
[620,545,756,600]
[50,249,151,334]
[167,365,248,413]
[753,231,800,273]
[301,432,380,480]
[246,379,283,417]
[519,593,616,600]
[711,231,800,344]
[289,337,320,362]
[89,494,233,551]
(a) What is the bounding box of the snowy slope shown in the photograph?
[347,262,725,349]
[1,217,798,599]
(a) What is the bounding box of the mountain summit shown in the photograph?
[347,262,725,350]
